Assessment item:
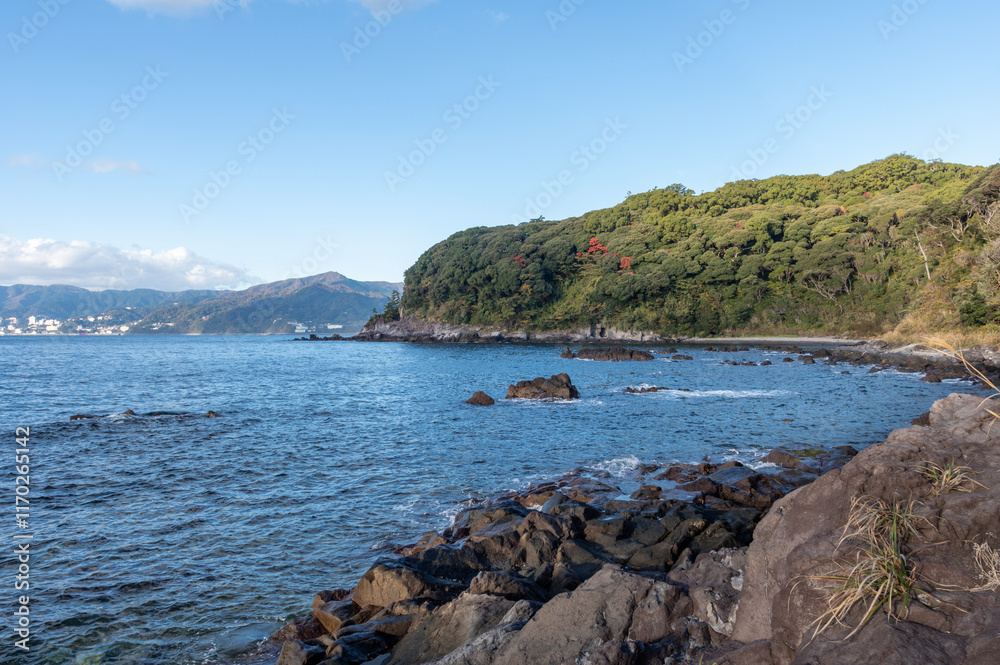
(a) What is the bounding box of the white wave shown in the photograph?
[668,389,793,399]
[591,455,642,477]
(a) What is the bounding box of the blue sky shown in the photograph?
[1,0,998,290]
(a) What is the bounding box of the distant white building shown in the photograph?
[28,316,37,325]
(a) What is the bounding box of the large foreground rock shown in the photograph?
[505,374,580,400]
[732,392,1000,665]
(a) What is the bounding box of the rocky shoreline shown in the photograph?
[248,389,1000,665]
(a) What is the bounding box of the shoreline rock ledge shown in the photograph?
[257,392,1000,665]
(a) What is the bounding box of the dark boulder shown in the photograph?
[673,354,694,360]
[275,640,326,665]
[506,374,579,400]
[574,347,654,362]
[465,391,496,406]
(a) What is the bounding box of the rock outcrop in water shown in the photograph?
[505,374,580,400]
[353,316,675,344]
[465,392,496,406]
[562,347,655,362]
[259,392,1000,665]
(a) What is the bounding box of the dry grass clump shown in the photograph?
[915,460,986,495]
[809,497,926,639]
[968,541,1000,593]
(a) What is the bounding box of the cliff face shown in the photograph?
[353,315,675,344]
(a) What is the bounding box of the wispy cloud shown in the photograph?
[0,238,254,291]
[489,10,508,24]
[6,154,47,168]
[88,159,148,175]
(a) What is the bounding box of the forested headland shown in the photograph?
[397,155,1000,338]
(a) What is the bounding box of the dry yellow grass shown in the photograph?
[808,497,927,639]
[915,460,986,495]
[969,541,1000,593]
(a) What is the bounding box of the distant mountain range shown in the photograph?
[0,273,402,334]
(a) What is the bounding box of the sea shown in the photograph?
[0,335,973,664]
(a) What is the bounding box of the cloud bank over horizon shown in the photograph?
[0,238,254,292]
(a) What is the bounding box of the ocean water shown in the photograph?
[0,336,972,664]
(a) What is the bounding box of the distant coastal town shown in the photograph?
[0,314,132,335]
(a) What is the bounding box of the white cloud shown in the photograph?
[489,10,508,24]
[0,238,254,291]
[6,154,47,168]
[88,159,148,175]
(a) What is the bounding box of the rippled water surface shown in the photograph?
[0,336,973,664]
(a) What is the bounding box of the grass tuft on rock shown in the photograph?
[969,541,1000,593]
[809,497,927,639]
[916,460,985,495]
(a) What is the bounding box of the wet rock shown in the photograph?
[276,639,326,665]
[123,409,136,416]
[625,386,668,394]
[630,485,663,501]
[760,360,772,366]
[559,346,575,359]
[268,616,326,644]
[868,365,883,374]
[673,354,694,360]
[465,391,496,406]
[798,356,815,364]
[70,414,97,420]
[205,410,221,418]
[505,373,579,400]
[314,599,355,633]
[761,449,817,473]
[782,357,795,363]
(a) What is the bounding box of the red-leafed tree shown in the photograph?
[619,256,632,270]
[512,255,527,268]
[587,237,608,254]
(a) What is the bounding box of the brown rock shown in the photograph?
[465,391,496,406]
[575,347,654,362]
[505,373,580,400]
